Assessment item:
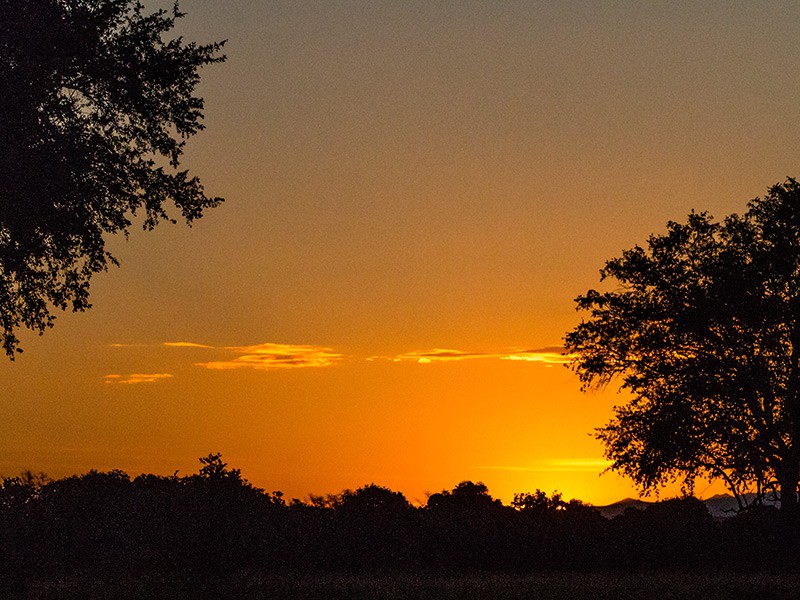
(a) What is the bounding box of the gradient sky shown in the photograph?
[3,0,800,505]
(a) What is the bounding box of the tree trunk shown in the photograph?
[779,458,800,516]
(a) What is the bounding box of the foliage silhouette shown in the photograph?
[334,484,416,571]
[509,490,606,570]
[0,0,225,357]
[3,456,800,590]
[566,179,800,514]
[423,481,512,570]
[608,497,716,569]
[338,483,412,516]
[512,489,566,513]
[427,480,504,515]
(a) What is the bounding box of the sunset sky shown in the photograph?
[3,0,800,505]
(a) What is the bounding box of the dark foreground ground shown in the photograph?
[11,571,800,600]
[5,462,800,598]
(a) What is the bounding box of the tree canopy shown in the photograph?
[0,0,225,357]
[565,179,800,512]
[12,459,780,581]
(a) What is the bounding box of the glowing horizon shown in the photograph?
[2,0,799,508]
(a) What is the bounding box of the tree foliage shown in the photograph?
[0,0,225,356]
[427,480,503,514]
[11,457,800,579]
[565,179,800,511]
[338,484,412,517]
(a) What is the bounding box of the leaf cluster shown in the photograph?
[565,179,800,500]
[0,0,225,356]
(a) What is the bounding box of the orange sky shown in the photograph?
[2,0,800,505]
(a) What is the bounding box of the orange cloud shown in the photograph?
[196,343,343,371]
[103,373,173,385]
[111,341,569,370]
[391,349,490,363]
[500,347,574,365]
[388,346,572,365]
[109,343,150,348]
[163,341,214,348]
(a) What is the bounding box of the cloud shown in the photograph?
[544,459,614,471]
[103,373,173,385]
[390,349,492,364]
[109,343,150,348]
[109,342,214,349]
[110,340,570,371]
[112,340,344,373]
[499,347,574,365]
[196,343,343,371]
[386,346,573,365]
[163,341,214,349]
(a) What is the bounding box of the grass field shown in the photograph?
[16,571,800,600]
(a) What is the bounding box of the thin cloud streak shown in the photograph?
[112,340,344,372]
[387,346,573,365]
[110,341,569,371]
[110,342,214,349]
[109,343,151,348]
[392,349,492,364]
[103,373,173,385]
[197,343,343,371]
[163,341,214,349]
[500,348,573,364]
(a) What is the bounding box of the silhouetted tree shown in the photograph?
[17,460,800,579]
[307,492,343,510]
[335,484,416,570]
[0,471,50,586]
[566,179,800,515]
[718,504,787,570]
[424,481,510,570]
[0,0,225,357]
[508,490,606,570]
[338,483,412,518]
[184,454,282,574]
[608,497,716,569]
[512,490,565,514]
[28,470,135,572]
[0,471,49,510]
[196,452,242,482]
[427,480,504,515]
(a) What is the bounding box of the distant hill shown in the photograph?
[595,497,651,519]
[595,493,779,519]
[703,493,779,518]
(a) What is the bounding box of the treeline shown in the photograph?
[0,455,797,584]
